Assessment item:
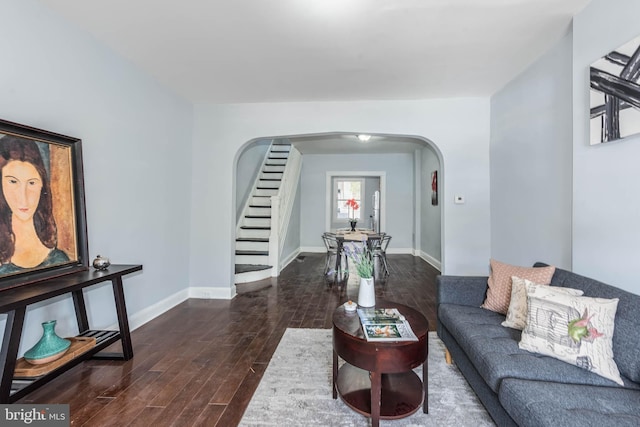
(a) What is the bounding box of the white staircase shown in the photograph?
[235,142,300,283]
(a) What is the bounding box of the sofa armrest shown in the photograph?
[437,275,488,308]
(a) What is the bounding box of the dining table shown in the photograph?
[331,229,383,280]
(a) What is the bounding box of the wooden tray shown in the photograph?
[14,336,97,378]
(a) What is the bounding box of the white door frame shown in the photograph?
[325,171,386,232]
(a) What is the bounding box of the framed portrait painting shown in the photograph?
[0,119,88,291]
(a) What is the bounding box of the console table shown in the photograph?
[0,264,142,403]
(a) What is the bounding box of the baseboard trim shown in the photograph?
[385,247,414,255]
[189,286,236,300]
[419,251,442,272]
[110,288,189,332]
[278,248,302,274]
[301,246,415,255]
[300,246,325,253]
[108,285,236,332]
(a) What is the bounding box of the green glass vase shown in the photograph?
[24,320,71,365]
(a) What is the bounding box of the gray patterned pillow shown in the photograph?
[519,283,622,385]
[502,277,583,330]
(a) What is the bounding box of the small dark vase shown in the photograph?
[349,220,357,232]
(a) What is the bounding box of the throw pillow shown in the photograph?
[502,277,584,330]
[519,284,623,385]
[481,259,556,314]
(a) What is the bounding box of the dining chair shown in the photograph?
[372,234,392,276]
[322,232,347,277]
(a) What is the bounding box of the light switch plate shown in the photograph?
[454,195,465,204]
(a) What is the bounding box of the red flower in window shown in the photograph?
[345,198,359,220]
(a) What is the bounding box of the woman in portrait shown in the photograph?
[0,135,69,274]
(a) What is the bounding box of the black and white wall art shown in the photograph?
[590,35,640,145]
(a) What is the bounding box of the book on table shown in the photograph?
[357,308,419,342]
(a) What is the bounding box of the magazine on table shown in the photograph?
[356,308,419,342]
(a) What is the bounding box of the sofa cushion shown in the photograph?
[519,284,622,385]
[502,277,583,330]
[499,378,640,427]
[438,303,638,392]
[482,259,555,314]
[541,265,640,384]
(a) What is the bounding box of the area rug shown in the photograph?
[240,328,495,426]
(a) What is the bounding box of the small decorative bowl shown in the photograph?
[344,300,357,313]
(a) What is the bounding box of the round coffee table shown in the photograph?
[332,300,429,427]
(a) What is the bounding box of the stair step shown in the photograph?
[260,178,282,181]
[243,217,271,227]
[237,227,270,238]
[241,226,271,230]
[236,250,269,256]
[235,264,272,274]
[258,181,281,189]
[236,238,269,242]
[236,253,270,264]
[247,206,271,216]
[235,239,269,251]
[254,188,278,196]
[245,215,271,219]
[250,196,271,207]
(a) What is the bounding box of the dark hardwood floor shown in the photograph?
[17,252,440,426]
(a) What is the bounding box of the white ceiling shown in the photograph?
[37,0,591,104]
[286,133,428,155]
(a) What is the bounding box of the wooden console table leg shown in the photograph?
[111,276,134,360]
[370,371,381,427]
[0,307,26,403]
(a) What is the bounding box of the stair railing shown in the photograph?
[268,146,302,275]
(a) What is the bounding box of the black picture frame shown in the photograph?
[0,119,88,291]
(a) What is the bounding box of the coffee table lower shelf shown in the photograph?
[335,363,424,420]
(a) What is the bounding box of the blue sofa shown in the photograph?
[436,263,640,427]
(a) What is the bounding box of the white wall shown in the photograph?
[572,0,640,295]
[235,139,270,221]
[280,179,302,266]
[303,154,412,251]
[490,32,573,270]
[0,0,193,353]
[191,99,491,295]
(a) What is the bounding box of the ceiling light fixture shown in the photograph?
[357,134,371,142]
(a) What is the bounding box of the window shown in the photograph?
[334,178,364,221]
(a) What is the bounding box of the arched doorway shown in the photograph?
[233,132,444,282]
